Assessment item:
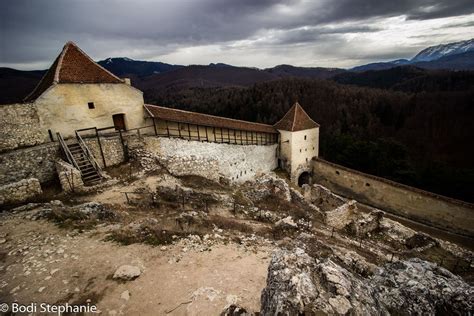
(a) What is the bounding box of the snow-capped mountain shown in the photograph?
[411,39,474,62]
[104,57,135,64]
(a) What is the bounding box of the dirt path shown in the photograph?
[0,216,271,315]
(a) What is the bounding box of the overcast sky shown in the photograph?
[1,0,473,70]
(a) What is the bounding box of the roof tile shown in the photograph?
[24,41,123,102]
[145,104,277,134]
[273,102,319,131]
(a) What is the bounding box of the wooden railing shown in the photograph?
[57,132,80,171]
[75,130,102,175]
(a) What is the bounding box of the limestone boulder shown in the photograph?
[113,265,141,281]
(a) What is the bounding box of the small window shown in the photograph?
[336,171,340,175]
[88,102,95,109]
[304,135,307,140]
[366,183,371,187]
[305,148,307,151]
[306,158,308,162]
[300,149,302,153]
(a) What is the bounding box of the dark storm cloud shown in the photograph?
[316,0,474,22]
[0,0,473,68]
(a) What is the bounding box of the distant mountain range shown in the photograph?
[0,38,472,104]
[352,38,474,71]
[98,57,184,77]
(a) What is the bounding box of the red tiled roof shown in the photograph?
[273,102,319,131]
[145,104,278,134]
[24,41,124,102]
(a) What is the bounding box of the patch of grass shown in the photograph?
[255,195,309,220]
[271,224,300,240]
[204,215,255,234]
[232,190,252,206]
[107,225,194,246]
[178,175,230,192]
[46,206,119,230]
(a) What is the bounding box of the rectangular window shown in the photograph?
[304,135,307,140]
[88,102,95,109]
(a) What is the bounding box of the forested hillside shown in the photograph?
[144,78,474,202]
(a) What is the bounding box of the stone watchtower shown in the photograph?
[274,102,320,185]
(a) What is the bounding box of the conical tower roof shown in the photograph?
[273,102,319,131]
[24,41,123,102]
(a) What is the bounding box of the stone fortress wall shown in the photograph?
[140,137,278,182]
[0,131,278,206]
[311,157,474,237]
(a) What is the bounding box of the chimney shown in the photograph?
[123,78,131,85]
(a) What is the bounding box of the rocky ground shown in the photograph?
[0,152,473,315]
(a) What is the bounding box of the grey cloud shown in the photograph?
[0,0,473,69]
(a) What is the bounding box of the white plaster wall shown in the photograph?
[277,127,319,181]
[142,137,278,182]
[35,83,145,140]
[278,130,292,174]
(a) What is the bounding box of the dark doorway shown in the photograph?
[112,113,126,131]
[298,171,311,187]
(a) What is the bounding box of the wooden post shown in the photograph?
[178,123,182,138]
[165,120,170,137]
[95,127,107,168]
[118,129,128,161]
[220,128,224,143]
[153,118,158,136]
[240,130,243,145]
[187,123,191,139]
[124,192,130,204]
[197,125,201,141]
[453,259,459,273]
[213,127,216,142]
[48,129,54,142]
[227,128,231,143]
[205,126,209,142]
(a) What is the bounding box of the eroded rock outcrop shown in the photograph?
[261,248,473,315]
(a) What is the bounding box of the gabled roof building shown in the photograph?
[7,41,320,185]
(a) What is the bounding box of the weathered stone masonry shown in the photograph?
[0,103,44,152]
[0,142,60,186]
[0,178,42,206]
[0,136,126,187]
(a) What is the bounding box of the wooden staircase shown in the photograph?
[67,142,102,185]
[57,133,103,186]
